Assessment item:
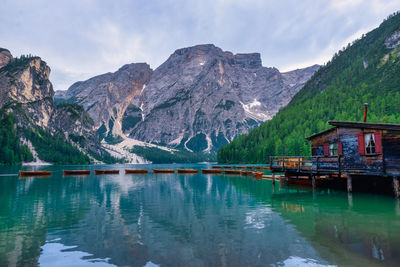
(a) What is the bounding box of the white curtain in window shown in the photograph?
[365,134,371,146]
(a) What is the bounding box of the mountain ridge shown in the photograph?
[0,49,115,165]
[57,44,319,158]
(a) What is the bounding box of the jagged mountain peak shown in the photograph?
[61,44,319,155]
[166,44,263,70]
[0,48,13,69]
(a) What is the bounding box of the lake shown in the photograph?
[0,164,399,266]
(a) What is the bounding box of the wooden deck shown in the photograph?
[270,156,385,176]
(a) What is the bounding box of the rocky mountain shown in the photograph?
[58,44,319,155]
[56,63,153,140]
[0,48,111,165]
[218,12,400,163]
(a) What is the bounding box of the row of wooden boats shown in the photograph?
[19,168,265,177]
[202,169,264,177]
[212,166,270,170]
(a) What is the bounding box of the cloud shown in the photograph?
[1,0,400,90]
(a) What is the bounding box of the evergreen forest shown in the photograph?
[218,12,400,163]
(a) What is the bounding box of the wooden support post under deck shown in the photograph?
[347,175,352,193]
[311,174,316,189]
[393,176,400,199]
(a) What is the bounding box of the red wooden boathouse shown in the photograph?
[270,106,400,197]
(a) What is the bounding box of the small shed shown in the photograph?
[306,121,400,176]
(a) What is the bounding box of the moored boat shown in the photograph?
[224,169,242,175]
[177,169,198,174]
[259,166,271,170]
[125,169,148,174]
[202,169,223,174]
[241,171,253,176]
[94,170,120,175]
[63,170,90,176]
[19,171,51,177]
[252,171,264,178]
[153,169,175,173]
[211,166,223,169]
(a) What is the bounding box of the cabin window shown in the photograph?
[329,143,338,156]
[364,133,376,154]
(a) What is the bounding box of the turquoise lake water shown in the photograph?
[0,163,400,266]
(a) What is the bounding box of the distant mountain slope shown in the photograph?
[59,44,319,156]
[0,49,113,165]
[218,12,400,163]
[56,63,153,140]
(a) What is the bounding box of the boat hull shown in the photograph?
[202,169,223,174]
[125,169,148,174]
[63,170,90,175]
[177,169,198,174]
[153,169,175,173]
[94,170,120,175]
[19,171,51,177]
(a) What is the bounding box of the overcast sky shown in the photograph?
[1,0,400,90]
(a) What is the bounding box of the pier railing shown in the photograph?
[270,156,341,173]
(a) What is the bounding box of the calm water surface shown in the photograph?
[0,164,399,266]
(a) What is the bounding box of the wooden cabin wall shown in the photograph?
[383,130,400,175]
[339,128,384,173]
[310,129,337,157]
[311,129,340,170]
[311,127,384,174]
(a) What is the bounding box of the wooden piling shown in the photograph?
[347,175,352,193]
[272,173,275,185]
[393,176,400,198]
[311,174,316,189]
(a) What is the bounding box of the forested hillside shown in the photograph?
[218,12,400,163]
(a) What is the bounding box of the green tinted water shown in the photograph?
[0,164,399,266]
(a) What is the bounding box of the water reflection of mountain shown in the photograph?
[0,175,91,266]
[51,174,329,266]
[0,171,332,266]
[7,169,398,266]
[227,177,400,266]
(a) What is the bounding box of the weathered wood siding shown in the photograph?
[310,127,384,174]
[310,129,340,170]
[339,128,383,173]
[383,130,400,175]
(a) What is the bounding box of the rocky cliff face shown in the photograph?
[127,45,319,152]
[0,49,105,160]
[61,44,319,153]
[57,63,153,139]
[0,54,54,128]
[0,49,12,69]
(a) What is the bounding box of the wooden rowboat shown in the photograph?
[223,166,233,169]
[224,169,242,175]
[259,166,271,170]
[241,171,253,176]
[153,169,175,173]
[19,171,51,177]
[202,169,223,174]
[253,171,264,178]
[94,170,119,175]
[177,169,198,174]
[125,169,148,174]
[211,166,223,169]
[63,170,90,175]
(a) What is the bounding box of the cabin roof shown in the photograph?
[306,121,400,140]
[328,121,400,131]
[306,127,337,140]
